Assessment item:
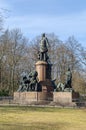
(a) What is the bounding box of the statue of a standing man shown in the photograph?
[39,33,50,61]
[65,67,72,89]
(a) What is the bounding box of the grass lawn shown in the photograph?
[0,106,86,130]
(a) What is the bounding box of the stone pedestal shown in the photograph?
[36,61,47,82]
[36,61,48,92]
[14,92,53,105]
[14,92,37,104]
[53,92,76,106]
[42,86,47,92]
[14,91,78,106]
[35,61,54,92]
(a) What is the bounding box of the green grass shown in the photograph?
[0,106,86,130]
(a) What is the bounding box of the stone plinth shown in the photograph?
[14,92,37,104]
[53,92,76,106]
[38,92,53,101]
[14,92,53,105]
[72,91,79,102]
[42,86,47,92]
[36,61,47,81]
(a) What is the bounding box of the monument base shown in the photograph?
[14,92,53,105]
[53,92,77,107]
[14,91,79,106]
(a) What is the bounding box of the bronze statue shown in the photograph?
[65,67,72,88]
[17,71,39,92]
[27,71,39,91]
[61,67,73,92]
[17,75,29,92]
[55,68,73,92]
[39,33,50,61]
[56,82,64,92]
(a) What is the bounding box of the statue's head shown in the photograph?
[42,33,45,37]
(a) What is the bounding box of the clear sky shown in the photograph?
[0,0,86,47]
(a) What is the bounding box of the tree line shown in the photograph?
[0,13,86,96]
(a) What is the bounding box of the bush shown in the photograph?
[0,89,9,96]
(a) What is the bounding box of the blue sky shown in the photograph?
[0,0,86,47]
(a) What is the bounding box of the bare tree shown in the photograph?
[0,29,28,94]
